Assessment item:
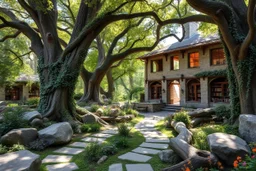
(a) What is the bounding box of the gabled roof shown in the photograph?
[139,33,221,59]
[16,74,39,83]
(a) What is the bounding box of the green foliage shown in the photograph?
[80,123,101,133]
[26,97,40,106]
[103,107,111,116]
[101,145,118,156]
[194,69,227,78]
[119,110,126,116]
[84,142,102,162]
[90,105,100,113]
[29,138,54,151]
[0,144,8,154]
[117,123,131,137]
[214,105,231,119]
[114,137,129,148]
[125,108,139,117]
[0,107,29,136]
[74,93,83,100]
[173,110,191,128]
[9,144,25,152]
[7,103,19,107]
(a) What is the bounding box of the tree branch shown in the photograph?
[57,26,72,36]
[0,31,21,42]
[0,7,18,21]
[238,0,256,60]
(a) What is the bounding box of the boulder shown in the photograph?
[1,128,38,146]
[0,150,41,171]
[239,114,256,143]
[38,122,73,145]
[109,108,120,117]
[23,111,42,122]
[31,118,44,128]
[96,108,104,116]
[43,117,49,122]
[158,149,182,164]
[81,114,98,123]
[207,132,250,166]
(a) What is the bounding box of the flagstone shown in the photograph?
[46,163,78,171]
[132,147,161,155]
[42,155,72,163]
[118,152,151,162]
[54,147,84,155]
[140,142,169,149]
[125,164,153,171]
[69,142,87,148]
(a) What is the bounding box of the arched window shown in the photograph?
[210,78,229,103]
[187,79,201,101]
[149,81,162,99]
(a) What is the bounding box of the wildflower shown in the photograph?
[251,155,255,158]
[233,160,239,168]
[185,167,190,171]
[252,148,256,153]
[237,156,242,161]
[242,161,246,166]
[217,161,222,166]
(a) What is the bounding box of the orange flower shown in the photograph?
[237,156,242,161]
[217,161,222,166]
[185,167,190,171]
[252,148,256,153]
[233,160,239,168]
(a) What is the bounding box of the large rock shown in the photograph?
[207,133,250,166]
[239,114,256,143]
[81,114,98,123]
[109,108,120,117]
[96,108,104,116]
[0,150,41,171]
[23,111,42,121]
[31,118,44,128]
[1,128,38,146]
[38,122,73,145]
[158,149,182,164]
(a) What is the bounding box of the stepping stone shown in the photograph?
[54,147,84,155]
[81,137,106,143]
[118,152,151,162]
[46,162,78,171]
[132,147,160,155]
[92,133,113,138]
[142,132,167,138]
[102,129,118,135]
[42,155,72,163]
[146,138,169,143]
[69,142,87,148]
[126,164,153,171]
[140,142,169,149]
[109,163,123,171]
[137,128,156,131]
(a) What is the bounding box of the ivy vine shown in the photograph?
[194,69,227,78]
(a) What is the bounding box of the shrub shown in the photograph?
[84,142,102,162]
[125,108,139,117]
[0,144,8,154]
[119,110,126,116]
[0,107,29,136]
[103,107,111,116]
[114,137,129,148]
[117,123,131,137]
[9,144,25,152]
[74,93,83,100]
[29,138,54,151]
[173,110,191,128]
[90,105,100,112]
[214,105,231,119]
[80,123,101,133]
[101,145,118,156]
[7,103,19,107]
[26,97,40,106]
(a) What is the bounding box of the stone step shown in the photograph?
[118,152,151,162]
[81,137,106,143]
[132,147,160,155]
[101,129,118,135]
[46,162,78,171]
[54,147,84,155]
[140,142,169,149]
[42,155,73,163]
[69,142,87,148]
[109,163,123,171]
[146,138,169,143]
[125,164,153,171]
[91,133,113,138]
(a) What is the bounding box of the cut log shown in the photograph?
[191,117,213,127]
[188,108,215,118]
[171,121,193,143]
[100,116,116,122]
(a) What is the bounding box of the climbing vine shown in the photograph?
[194,69,227,78]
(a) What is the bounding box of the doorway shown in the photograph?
[169,80,180,104]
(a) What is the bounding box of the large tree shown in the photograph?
[0,0,212,122]
[186,0,256,119]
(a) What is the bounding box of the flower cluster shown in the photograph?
[233,144,256,170]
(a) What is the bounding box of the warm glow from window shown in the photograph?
[211,48,225,65]
[189,52,199,68]
[170,56,179,70]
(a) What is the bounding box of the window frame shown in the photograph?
[210,48,225,66]
[188,52,200,68]
[170,55,180,70]
[150,58,163,73]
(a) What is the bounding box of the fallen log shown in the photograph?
[191,117,214,127]
[188,108,215,118]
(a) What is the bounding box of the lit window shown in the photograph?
[188,52,200,68]
[170,56,179,70]
[151,59,163,72]
[211,48,225,65]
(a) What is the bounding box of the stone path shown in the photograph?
[112,116,170,171]
[43,129,116,171]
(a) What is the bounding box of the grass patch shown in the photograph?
[191,124,239,150]
[155,119,177,138]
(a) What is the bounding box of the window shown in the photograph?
[188,52,200,68]
[187,79,201,101]
[151,59,163,72]
[5,86,21,100]
[210,78,229,103]
[150,82,162,99]
[170,56,179,70]
[211,48,225,65]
